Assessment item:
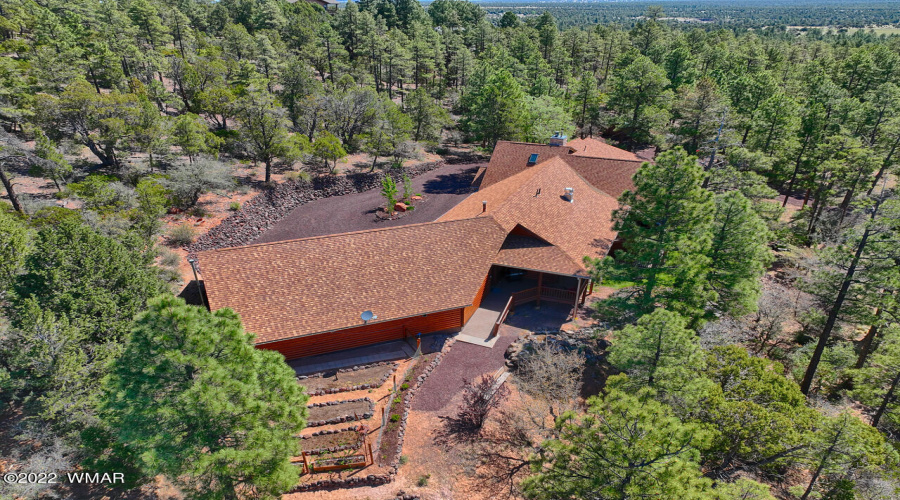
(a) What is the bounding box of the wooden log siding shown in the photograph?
[258,308,464,359]
[463,275,489,324]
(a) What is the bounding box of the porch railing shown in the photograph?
[490,296,514,338]
[510,286,577,307]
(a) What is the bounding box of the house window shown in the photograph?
[527,153,539,165]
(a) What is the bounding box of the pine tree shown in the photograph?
[592,147,714,320]
[607,55,672,144]
[522,388,711,499]
[606,308,708,412]
[850,325,900,429]
[234,85,294,183]
[706,191,773,317]
[101,295,308,500]
[463,68,526,147]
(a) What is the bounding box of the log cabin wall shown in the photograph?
[257,307,465,360]
[462,275,489,323]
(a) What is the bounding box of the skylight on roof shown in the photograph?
[527,153,539,164]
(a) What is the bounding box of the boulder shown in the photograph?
[394,202,407,212]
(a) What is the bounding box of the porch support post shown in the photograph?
[536,272,543,308]
[572,278,584,321]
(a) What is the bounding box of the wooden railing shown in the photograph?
[538,286,577,304]
[511,288,539,305]
[299,442,373,474]
[509,286,577,307]
[490,296,514,338]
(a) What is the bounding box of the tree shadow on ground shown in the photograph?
[421,166,478,195]
[433,415,481,448]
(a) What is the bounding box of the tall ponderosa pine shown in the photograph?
[800,195,900,395]
[593,147,714,320]
[463,68,526,147]
[102,295,308,500]
[706,191,773,316]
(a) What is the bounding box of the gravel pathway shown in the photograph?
[412,330,519,413]
[253,163,480,244]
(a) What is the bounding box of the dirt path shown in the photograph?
[254,163,481,244]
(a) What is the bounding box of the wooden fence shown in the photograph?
[299,442,373,474]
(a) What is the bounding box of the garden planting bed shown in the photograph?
[306,398,374,427]
[376,347,448,467]
[301,426,367,456]
[298,361,398,396]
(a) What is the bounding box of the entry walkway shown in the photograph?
[455,279,536,347]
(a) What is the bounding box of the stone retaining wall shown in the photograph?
[305,397,375,427]
[298,361,399,396]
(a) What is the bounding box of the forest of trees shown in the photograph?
[2,0,900,498]
[481,1,900,30]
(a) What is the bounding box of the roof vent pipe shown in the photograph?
[482,200,487,213]
[564,187,574,203]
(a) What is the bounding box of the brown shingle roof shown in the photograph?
[479,141,573,189]
[198,217,507,344]
[494,235,585,276]
[567,137,642,162]
[479,140,644,197]
[440,157,620,275]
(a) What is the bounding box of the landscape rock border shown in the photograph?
[297,361,399,396]
[305,397,375,427]
[187,161,449,262]
[379,337,458,471]
[290,336,458,493]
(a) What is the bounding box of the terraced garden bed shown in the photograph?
[301,426,367,455]
[306,398,374,427]
[298,361,398,396]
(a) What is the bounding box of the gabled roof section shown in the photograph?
[440,157,620,275]
[494,235,586,277]
[480,141,573,189]
[479,139,644,196]
[198,217,507,344]
[567,137,642,162]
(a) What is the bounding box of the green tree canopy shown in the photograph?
[522,388,711,499]
[706,191,773,317]
[591,147,714,321]
[700,345,818,476]
[101,295,308,499]
[607,308,708,412]
[10,217,166,343]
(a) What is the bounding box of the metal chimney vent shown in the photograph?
[563,187,574,202]
[549,132,567,147]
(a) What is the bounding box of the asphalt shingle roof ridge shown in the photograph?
[199,216,504,255]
